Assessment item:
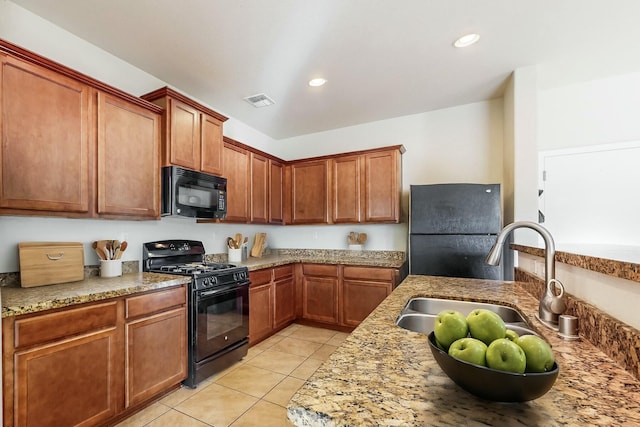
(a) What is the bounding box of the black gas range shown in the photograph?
[143,240,250,388]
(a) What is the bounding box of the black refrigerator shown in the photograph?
[409,183,509,280]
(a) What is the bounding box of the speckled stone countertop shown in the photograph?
[512,243,640,283]
[1,273,190,318]
[209,249,406,271]
[288,275,640,426]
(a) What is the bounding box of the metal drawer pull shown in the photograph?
[46,252,64,261]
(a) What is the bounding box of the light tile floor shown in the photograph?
[116,324,348,427]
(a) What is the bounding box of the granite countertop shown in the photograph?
[221,249,406,271]
[287,275,640,426]
[1,272,191,318]
[1,249,404,318]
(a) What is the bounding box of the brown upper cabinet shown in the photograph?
[250,152,269,224]
[324,145,406,224]
[0,53,92,215]
[141,87,228,176]
[221,139,250,223]
[0,40,163,220]
[268,159,285,224]
[289,159,330,224]
[202,137,285,225]
[362,147,403,223]
[332,155,362,223]
[97,92,161,218]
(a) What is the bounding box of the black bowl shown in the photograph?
[428,332,559,402]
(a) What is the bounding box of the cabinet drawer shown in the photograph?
[273,265,294,280]
[302,264,339,277]
[125,286,186,319]
[14,301,118,349]
[250,268,272,286]
[343,266,395,282]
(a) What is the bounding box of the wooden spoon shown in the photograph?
[357,233,367,244]
[92,241,106,260]
[115,241,127,259]
[96,240,109,260]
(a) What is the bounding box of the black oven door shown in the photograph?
[195,282,249,362]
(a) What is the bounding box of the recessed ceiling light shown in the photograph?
[308,78,327,87]
[454,33,480,48]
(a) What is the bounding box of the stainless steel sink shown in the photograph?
[396,297,531,334]
[396,313,437,333]
[403,297,528,324]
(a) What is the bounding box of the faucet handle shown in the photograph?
[545,279,567,314]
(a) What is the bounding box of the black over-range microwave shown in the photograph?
[161,166,227,219]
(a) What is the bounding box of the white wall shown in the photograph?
[537,72,640,250]
[0,2,505,272]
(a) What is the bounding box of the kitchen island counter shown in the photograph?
[1,272,190,318]
[287,275,640,426]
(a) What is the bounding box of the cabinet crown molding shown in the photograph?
[141,86,229,123]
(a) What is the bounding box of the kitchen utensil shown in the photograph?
[111,240,120,260]
[96,240,110,260]
[348,232,357,245]
[115,241,127,259]
[250,233,267,257]
[92,241,106,260]
[235,233,243,248]
[357,232,367,244]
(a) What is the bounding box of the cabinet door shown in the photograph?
[222,142,250,222]
[291,160,329,224]
[273,276,295,329]
[125,307,187,408]
[168,98,200,170]
[14,328,121,427]
[250,153,269,223]
[302,275,339,324]
[249,283,273,344]
[364,150,401,222]
[341,280,392,327]
[0,55,91,214]
[200,113,223,176]
[268,159,284,224]
[332,155,362,223]
[97,92,160,218]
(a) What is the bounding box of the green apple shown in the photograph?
[434,310,468,349]
[448,337,487,367]
[486,338,526,373]
[466,309,506,345]
[504,329,520,342]
[517,335,555,372]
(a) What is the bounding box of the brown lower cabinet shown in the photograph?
[301,264,340,324]
[341,266,395,327]
[249,265,295,344]
[2,285,187,427]
[249,263,399,345]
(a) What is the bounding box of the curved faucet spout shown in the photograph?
[485,221,560,328]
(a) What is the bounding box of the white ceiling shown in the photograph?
[11,0,640,140]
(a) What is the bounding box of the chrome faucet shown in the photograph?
[485,221,565,330]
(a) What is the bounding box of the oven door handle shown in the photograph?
[197,282,249,299]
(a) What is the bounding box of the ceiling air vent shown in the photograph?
[244,93,276,108]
